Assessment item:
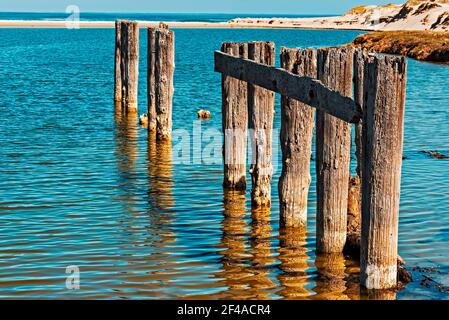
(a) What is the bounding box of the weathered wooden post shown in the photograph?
[147,27,157,132]
[154,23,175,141]
[247,41,275,208]
[117,20,139,114]
[316,47,354,253]
[221,42,248,190]
[360,54,407,290]
[279,48,317,228]
[114,20,123,105]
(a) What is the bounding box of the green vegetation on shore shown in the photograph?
[352,30,449,63]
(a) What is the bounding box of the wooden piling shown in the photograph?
[147,27,157,131]
[279,48,317,228]
[360,54,407,290]
[316,47,354,253]
[154,24,175,141]
[221,42,249,190]
[118,21,139,114]
[247,42,275,208]
[114,20,123,104]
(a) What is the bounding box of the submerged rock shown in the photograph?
[197,109,211,119]
[139,113,148,128]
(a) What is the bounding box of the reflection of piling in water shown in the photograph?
[362,288,397,300]
[218,192,275,300]
[218,190,252,299]
[313,253,349,300]
[147,133,174,210]
[248,208,276,299]
[114,107,139,173]
[277,227,311,299]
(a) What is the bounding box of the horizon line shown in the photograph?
[0,11,341,16]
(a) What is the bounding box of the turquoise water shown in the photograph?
[0,27,448,299]
[0,12,333,22]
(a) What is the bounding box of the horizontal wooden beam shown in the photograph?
[214,51,361,123]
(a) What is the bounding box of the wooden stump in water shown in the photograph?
[155,26,175,141]
[279,48,316,228]
[360,54,407,290]
[114,20,123,104]
[315,47,354,253]
[345,176,412,288]
[221,42,249,190]
[117,21,139,114]
[247,42,275,208]
[147,27,157,132]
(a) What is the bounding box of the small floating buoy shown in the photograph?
[139,113,148,128]
[197,109,211,119]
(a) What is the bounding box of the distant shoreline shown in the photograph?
[0,19,365,30]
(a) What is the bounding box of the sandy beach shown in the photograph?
[0,20,233,29]
[1,1,448,31]
[0,19,380,30]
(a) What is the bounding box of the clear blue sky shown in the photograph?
[0,0,400,14]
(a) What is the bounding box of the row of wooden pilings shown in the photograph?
[114,20,175,141]
[218,42,407,291]
[112,20,408,291]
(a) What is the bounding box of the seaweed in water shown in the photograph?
[411,267,449,293]
[420,150,449,159]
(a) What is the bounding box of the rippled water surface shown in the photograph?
[0,27,448,299]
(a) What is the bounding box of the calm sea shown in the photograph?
[0,13,448,300]
[0,12,335,22]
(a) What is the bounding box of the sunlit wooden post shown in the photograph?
[360,54,407,290]
[247,41,275,209]
[315,47,354,253]
[155,23,175,141]
[147,27,157,132]
[221,42,249,190]
[114,20,123,105]
[117,20,139,114]
[279,48,316,228]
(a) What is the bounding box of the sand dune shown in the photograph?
[230,0,449,31]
